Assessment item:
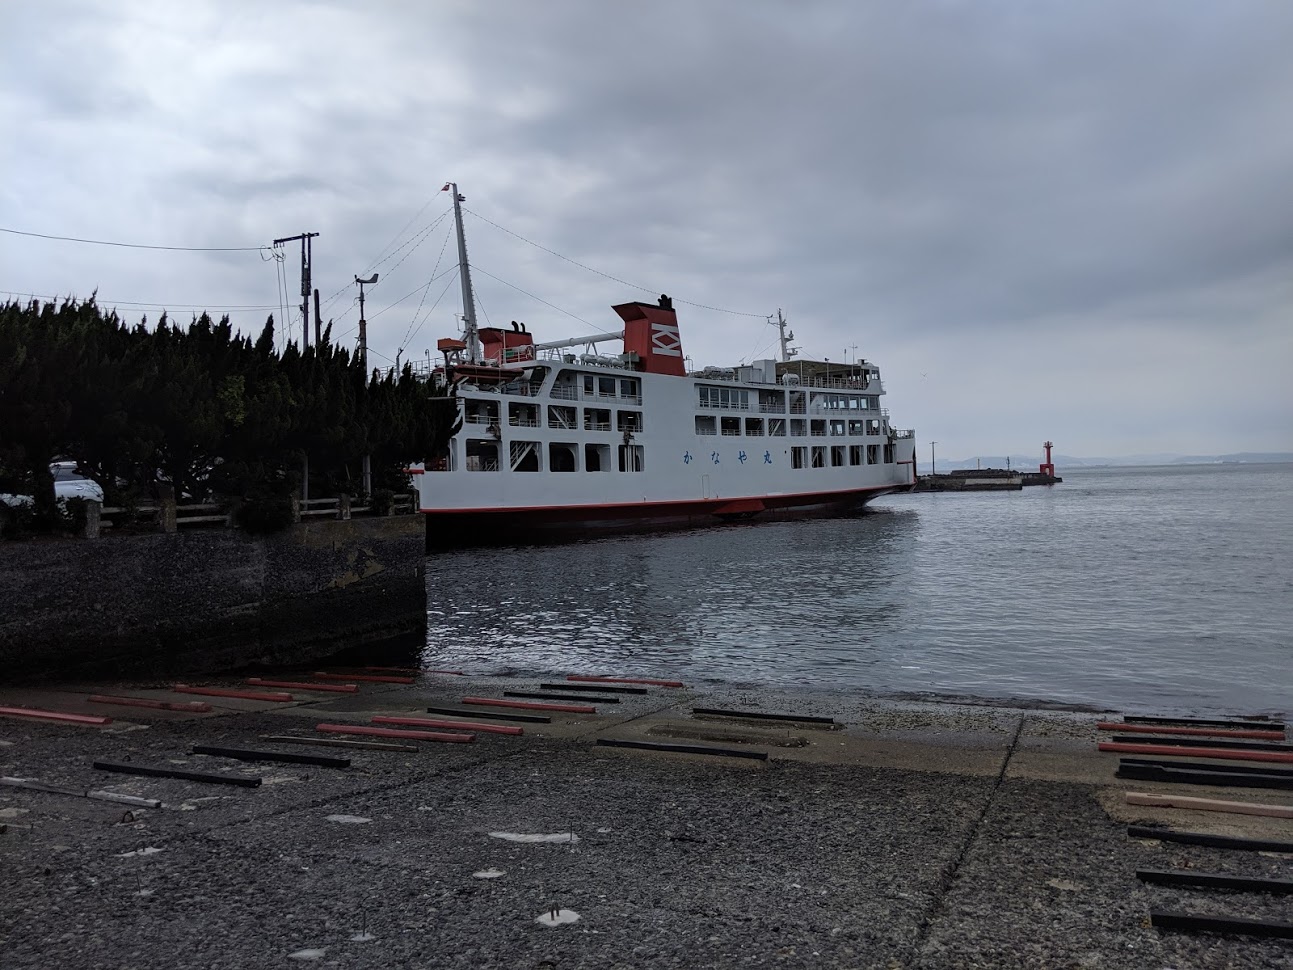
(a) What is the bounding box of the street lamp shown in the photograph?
[930,441,937,477]
[355,273,378,370]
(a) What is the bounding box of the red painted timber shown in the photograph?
[463,696,595,714]
[1098,742,1293,764]
[0,705,112,726]
[173,685,294,702]
[1096,722,1284,740]
[246,678,358,694]
[88,694,212,713]
[372,715,523,736]
[315,723,474,743]
[567,675,685,688]
[314,672,414,685]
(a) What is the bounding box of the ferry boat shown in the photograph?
[409,185,917,543]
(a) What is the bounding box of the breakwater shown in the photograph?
[0,515,426,681]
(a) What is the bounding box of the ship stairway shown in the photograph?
[510,441,537,471]
[550,410,574,430]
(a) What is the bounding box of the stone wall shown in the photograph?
[0,516,427,681]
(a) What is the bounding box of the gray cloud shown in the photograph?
[3,0,1291,458]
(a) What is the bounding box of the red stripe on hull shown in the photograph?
[423,484,902,545]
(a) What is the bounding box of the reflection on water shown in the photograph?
[424,464,1293,716]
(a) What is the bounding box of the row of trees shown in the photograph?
[0,297,459,531]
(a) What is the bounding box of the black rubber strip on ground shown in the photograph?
[1149,910,1293,938]
[1127,825,1293,853]
[1119,757,1293,777]
[692,707,835,725]
[191,745,350,769]
[426,705,551,724]
[1124,714,1285,731]
[596,738,768,760]
[1138,869,1293,894]
[1117,764,1293,790]
[505,690,620,704]
[93,761,262,788]
[541,683,648,695]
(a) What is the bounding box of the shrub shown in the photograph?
[234,495,296,534]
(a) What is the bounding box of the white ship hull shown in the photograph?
[412,305,916,544]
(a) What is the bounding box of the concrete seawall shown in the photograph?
[0,516,426,680]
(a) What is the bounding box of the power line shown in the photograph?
[470,265,599,331]
[462,207,768,318]
[0,226,268,253]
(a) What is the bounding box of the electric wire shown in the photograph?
[399,223,454,355]
[400,268,461,353]
[0,226,270,252]
[462,207,767,318]
[469,265,601,332]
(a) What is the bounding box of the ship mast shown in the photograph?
[447,183,480,364]
[771,308,798,363]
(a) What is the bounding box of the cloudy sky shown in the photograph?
[4,0,1291,461]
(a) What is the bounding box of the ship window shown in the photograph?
[849,420,865,435]
[582,374,594,397]
[549,443,578,472]
[583,408,611,431]
[697,385,750,410]
[619,378,641,401]
[548,405,577,429]
[789,391,806,414]
[617,410,643,432]
[866,419,882,435]
[810,419,826,436]
[790,419,807,437]
[695,415,717,436]
[849,445,863,466]
[744,417,763,436]
[618,444,644,472]
[464,439,500,472]
[759,390,785,412]
[585,443,611,472]
[509,441,541,472]
[831,446,846,467]
[426,442,454,472]
[768,419,786,437]
[883,443,895,463]
[829,420,846,436]
[867,444,879,465]
[508,403,539,428]
[792,446,807,469]
[599,377,617,397]
[811,446,827,468]
[720,416,741,436]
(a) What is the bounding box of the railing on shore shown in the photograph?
[84,491,419,539]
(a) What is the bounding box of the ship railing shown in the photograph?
[758,403,785,414]
[893,429,915,439]
[789,403,806,414]
[549,385,579,401]
[584,421,612,431]
[500,381,545,397]
[508,417,540,428]
[695,427,717,435]
[621,394,643,405]
[586,391,619,402]
[789,427,808,436]
[720,428,741,437]
[463,413,498,425]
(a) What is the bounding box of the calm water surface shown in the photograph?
[423,464,1293,716]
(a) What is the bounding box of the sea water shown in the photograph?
[422,463,1293,716]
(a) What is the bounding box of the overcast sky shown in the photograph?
[3,0,1291,461]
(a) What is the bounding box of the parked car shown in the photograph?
[0,461,105,507]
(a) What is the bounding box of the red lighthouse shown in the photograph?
[1039,441,1056,478]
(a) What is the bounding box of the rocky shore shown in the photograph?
[0,673,1288,969]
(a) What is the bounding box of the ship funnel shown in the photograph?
[612,298,685,376]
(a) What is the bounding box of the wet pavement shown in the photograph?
[0,672,1289,969]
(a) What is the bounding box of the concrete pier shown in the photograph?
[0,673,1287,968]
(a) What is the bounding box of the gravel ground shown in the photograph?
[0,674,1289,969]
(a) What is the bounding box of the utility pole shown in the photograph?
[930,441,937,477]
[355,273,378,371]
[273,232,319,347]
[355,273,378,499]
